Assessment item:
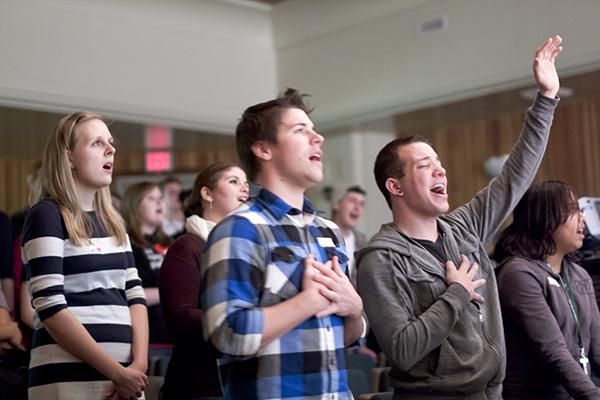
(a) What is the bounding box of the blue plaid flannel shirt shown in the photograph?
[201,188,355,399]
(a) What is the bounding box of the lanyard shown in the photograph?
[549,262,590,376]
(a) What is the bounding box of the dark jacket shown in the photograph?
[356,94,559,400]
[159,216,221,399]
[497,257,600,400]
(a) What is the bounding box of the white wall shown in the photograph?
[4,0,600,132]
[275,0,600,129]
[3,0,600,234]
[311,119,396,238]
[0,0,277,132]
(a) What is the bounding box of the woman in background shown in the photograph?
[159,162,248,400]
[122,182,173,355]
[23,111,148,399]
[494,180,600,400]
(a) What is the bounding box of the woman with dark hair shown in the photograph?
[122,182,173,351]
[159,162,248,400]
[494,180,600,400]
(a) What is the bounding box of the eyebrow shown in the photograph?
[92,135,114,142]
[415,155,440,163]
[283,122,314,130]
[415,156,432,163]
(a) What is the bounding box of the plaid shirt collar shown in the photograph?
[253,186,323,220]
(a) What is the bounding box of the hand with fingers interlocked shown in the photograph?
[310,256,363,319]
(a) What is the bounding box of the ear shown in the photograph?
[385,178,403,197]
[200,187,212,203]
[67,150,74,169]
[251,141,273,161]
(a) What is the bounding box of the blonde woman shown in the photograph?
[23,112,148,400]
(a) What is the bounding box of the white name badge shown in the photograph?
[547,276,560,287]
[317,237,335,248]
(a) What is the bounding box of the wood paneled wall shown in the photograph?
[397,93,600,211]
[3,92,600,216]
[0,157,39,214]
[0,148,238,215]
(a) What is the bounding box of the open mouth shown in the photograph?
[309,152,322,162]
[103,162,113,172]
[430,183,446,195]
[238,196,248,202]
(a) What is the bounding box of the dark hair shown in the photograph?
[184,162,239,217]
[373,136,430,208]
[236,88,312,181]
[160,175,181,189]
[492,180,579,263]
[330,185,367,219]
[347,185,367,196]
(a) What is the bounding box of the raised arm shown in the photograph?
[450,36,563,243]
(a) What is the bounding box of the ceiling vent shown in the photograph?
[418,15,448,37]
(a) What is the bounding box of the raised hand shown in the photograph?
[533,35,563,99]
[445,254,486,303]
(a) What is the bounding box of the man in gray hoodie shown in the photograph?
[356,36,563,400]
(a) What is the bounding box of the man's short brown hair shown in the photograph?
[236,88,312,181]
[373,136,431,208]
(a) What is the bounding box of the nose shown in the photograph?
[433,161,446,177]
[107,142,116,155]
[241,182,249,193]
[311,129,324,146]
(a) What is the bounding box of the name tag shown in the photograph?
[317,237,335,248]
[547,276,560,287]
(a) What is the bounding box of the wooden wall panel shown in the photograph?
[0,157,38,215]
[0,148,238,214]
[398,93,600,211]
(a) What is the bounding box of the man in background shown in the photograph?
[330,185,367,287]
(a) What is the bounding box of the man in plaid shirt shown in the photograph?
[201,88,365,399]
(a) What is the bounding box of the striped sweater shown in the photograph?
[23,199,146,399]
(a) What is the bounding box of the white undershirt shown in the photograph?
[344,229,357,277]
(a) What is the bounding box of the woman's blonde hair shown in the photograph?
[39,111,127,246]
[122,181,172,248]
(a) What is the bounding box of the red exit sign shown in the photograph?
[145,151,172,173]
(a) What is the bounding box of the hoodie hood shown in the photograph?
[355,223,410,266]
[355,218,480,269]
[185,215,215,241]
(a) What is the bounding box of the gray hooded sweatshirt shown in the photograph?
[356,94,559,400]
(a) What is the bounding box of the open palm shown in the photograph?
[533,36,563,98]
